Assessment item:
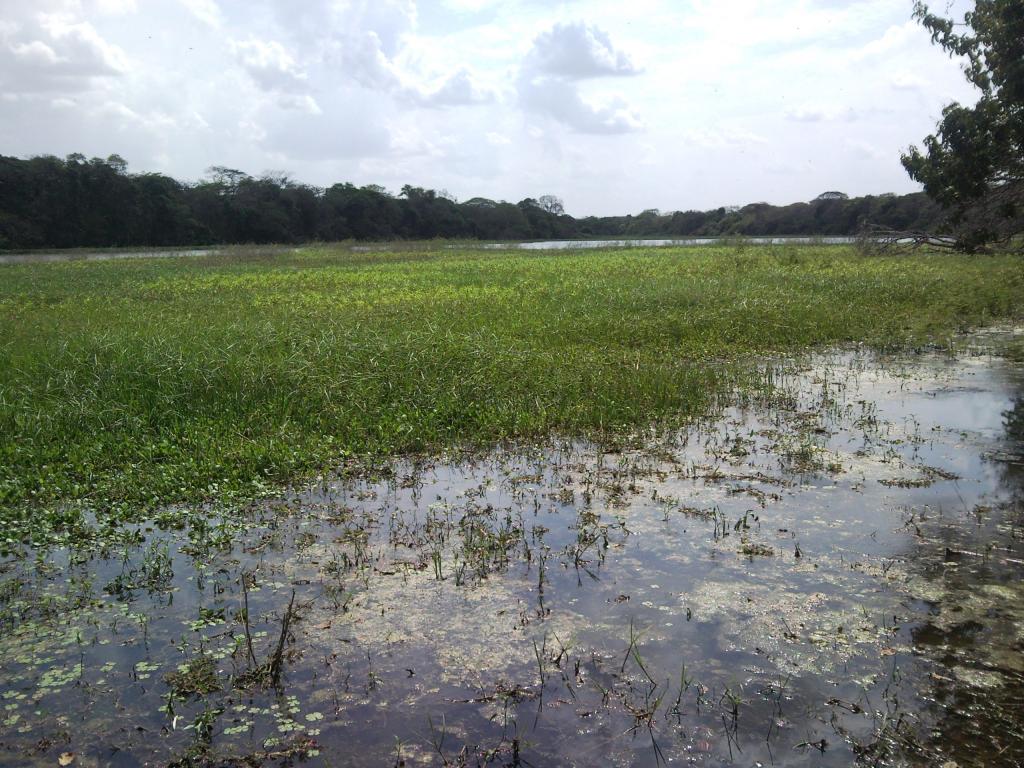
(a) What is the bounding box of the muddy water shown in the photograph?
[0,340,1022,767]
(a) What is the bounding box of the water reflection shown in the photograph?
[485,236,858,250]
[0,248,225,265]
[892,387,1024,766]
[0,238,861,265]
[0,338,1022,766]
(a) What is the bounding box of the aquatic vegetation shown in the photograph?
[1,244,1022,547]
[164,655,221,698]
[1,245,1024,766]
[0,343,1017,763]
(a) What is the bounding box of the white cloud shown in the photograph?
[0,12,128,94]
[413,67,494,107]
[784,105,862,123]
[94,0,138,14]
[681,0,893,50]
[518,21,643,134]
[441,0,502,12]
[320,2,493,109]
[520,76,642,134]
[91,100,178,132]
[276,94,322,114]
[260,106,390,160]
[231,38,308,92]
[337,30,405,91]
[889,72,928,91]
[346,0,418,57]
[229,38,322,114]
[855,21,919,61]
[11,41,61,67]
[0,0,988,215]
[40,14,129,71]
[526,21,641,79]
[177,0,223,28]
[683,128,768,149]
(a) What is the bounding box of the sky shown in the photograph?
[0,0,979,216]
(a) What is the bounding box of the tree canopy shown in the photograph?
[901,0,1024,251]
[0,153,945,250]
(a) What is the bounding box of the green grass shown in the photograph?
[1,244,1022,544]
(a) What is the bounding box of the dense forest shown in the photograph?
[0,153,945,250]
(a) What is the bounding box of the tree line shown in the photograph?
[2,2,1019,253]
[0,153,945,251]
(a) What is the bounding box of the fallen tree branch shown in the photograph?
[856,224,960,254]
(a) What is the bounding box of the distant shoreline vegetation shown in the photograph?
[0,154,944,251]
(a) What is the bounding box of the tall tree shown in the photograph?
[537,194,565,215]
[901,1,1024,251]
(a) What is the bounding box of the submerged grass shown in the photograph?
[1,244,1022,542]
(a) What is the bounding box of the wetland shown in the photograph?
[1,244,1023,766]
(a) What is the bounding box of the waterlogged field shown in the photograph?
[1,245,1023,766]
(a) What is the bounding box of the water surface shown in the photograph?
[488,236,858,250]
[1,238,860,264]
[0,248,219,265]
[1,337,1021,766]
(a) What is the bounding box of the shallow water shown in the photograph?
[487,236,858,250]
[0,248,219,265]
[0,238,858,264]
[1,338,1022,767]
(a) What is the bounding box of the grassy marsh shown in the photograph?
[1,243,1022,545]
[1,237,1023,765]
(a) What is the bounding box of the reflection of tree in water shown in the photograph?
[861,388,1024,766]
[1003,393,1024,445]
[996,392,1024,509]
